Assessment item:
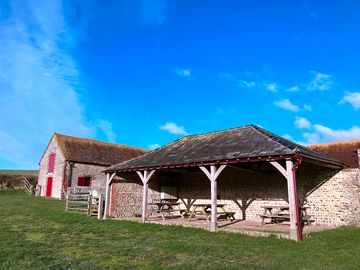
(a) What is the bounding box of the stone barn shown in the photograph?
[37,133,147,199]
[102,125,360,241]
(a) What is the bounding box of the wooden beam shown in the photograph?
[269,161,287,178]
[136,170,156,223]
[269,160,300,241]
[286,160,301,241]
[104,172,116,219]
[199,165,227,232]
[199,166,212,179]
[213,164,226,180]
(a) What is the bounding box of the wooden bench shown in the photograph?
[158,208,188,220]
[302,214,314,226]
[159,209,176,220]
[260,213,313,226]
[218,211,236,221]
[259,214,290,226]
[205,210,236,221]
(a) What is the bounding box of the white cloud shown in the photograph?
[218,73,235,80]
[174,67,191,77]
[264,82,278,92]
[313,124,360,141]
[303,124,360,144]
[219,72,281,91]
[148,143,161,150]
[295,117,312,129]
[282,134,294,140]
[302,132,321,145]
[286,85,300,92]
[303,104,312,111]
[0,1,96,168]
[97,120,116,143]
[274,99,300,112]
[307,72,333,91]
[340,92,360,110]
[160,122,189,136]
[238,80,256,88]
[218,73,257,88]
[140,0,168,25]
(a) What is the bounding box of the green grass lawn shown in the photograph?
[0,191,359,270]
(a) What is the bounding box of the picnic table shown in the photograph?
[149,202,184,220]
[259,205,312,226]
[188,203,235,222]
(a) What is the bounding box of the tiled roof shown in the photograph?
[308,140,360,168]
[105,125,343,172]
[54,133,148,166]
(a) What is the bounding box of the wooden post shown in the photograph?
[210,166,218,231]
[65,193,69,211]
[104,173,116,219]
[136,170,156,223]
[270,160,301,241]
[87,194,92,216]
[98,194,103,220]
[142,181,149,222]
[199,165,226,232]
[286,160,300,241]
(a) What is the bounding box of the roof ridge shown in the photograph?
[250,125,297,152]
[250,126,344,164]
[309,140,360,147]
[106,125,258,170]
[180,125,254,139]
[54,133,148,152]
[108,137,185,168]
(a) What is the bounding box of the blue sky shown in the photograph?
[1,0,360,169]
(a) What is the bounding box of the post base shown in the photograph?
[290,228,300,241]
[209,222,218,232]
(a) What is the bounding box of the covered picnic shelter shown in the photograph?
[103,125,343,241]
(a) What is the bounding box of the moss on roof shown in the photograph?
[308,140,360,168]
[54,133,148,166]
[105,125,343,172]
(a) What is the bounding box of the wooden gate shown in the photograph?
[65,187,104,219]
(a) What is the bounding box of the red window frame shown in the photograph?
[47,153,56,173]
[77,176,92,186]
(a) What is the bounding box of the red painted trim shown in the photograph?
[105,155,300,173]
[77,176,92,186]
[46,177,53,197]
[48,153,56,173]
[109,183,113,217]
[292,158,303,241]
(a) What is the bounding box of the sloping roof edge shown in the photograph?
[104,125,343,173]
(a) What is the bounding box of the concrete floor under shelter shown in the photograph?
[117,215,335,239]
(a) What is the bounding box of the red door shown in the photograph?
[46,177,53,197]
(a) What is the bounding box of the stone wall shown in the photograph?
[38,136,66,199]
[110,173,161,217]
[38,136,109,198]
[110,163,360,226]
[68,162,108,189]
[303,168,360,226]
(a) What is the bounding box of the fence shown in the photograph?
[65,187,104,219]
[20,177,34,195]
